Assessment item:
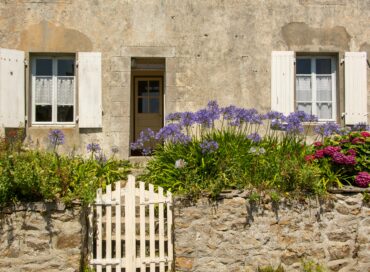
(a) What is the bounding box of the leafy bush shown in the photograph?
[305,129,370,188]
[132,101,329,198]
[0,129,131,205]
[132,101,369,198]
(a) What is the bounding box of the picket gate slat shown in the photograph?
[90,175,173,272]
[106,185,112,272]
[159,187,165,272]
[96,188,103,272]
[140,181,146,272]
[115,181,122,271]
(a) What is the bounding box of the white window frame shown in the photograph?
[296,56,337,122]
[31,56,76,126]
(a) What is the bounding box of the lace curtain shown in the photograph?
[35,77,52,105]
[57,77,74,105]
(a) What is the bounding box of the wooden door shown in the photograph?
[134,77,163,141]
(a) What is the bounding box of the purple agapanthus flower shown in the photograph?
[180,112,196,127]
[315,122,341,137]
[247,132,262,143]
[284,112,304,134]
[87,143,101,153]
[200,140,219,154]
[265,111,284,120]
[166,112,182,122]
[95,152,107,164]
[351,122,370,132]
[48,129,65,146]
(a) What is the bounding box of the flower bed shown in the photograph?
[0,129,130,205]
[132,101,369,198]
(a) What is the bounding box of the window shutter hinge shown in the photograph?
[340,58,345,64]
[341,112,346,119]
[24,60,29,67]
[25,115,28,121]
[75,61,79,68]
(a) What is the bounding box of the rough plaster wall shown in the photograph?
[0,0,369,158]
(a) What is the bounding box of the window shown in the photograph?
[296,56,336,121]
[31,57,75,124]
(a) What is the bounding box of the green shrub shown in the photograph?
[0,129,131,205]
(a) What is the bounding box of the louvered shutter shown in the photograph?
[0,48,25,127]
[78,52,102,128]
[344,52,368,125]
[271,51,295,115]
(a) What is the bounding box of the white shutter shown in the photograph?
[271,51,295,115]
[78,52,102,128]
[344,52,368,125]
[0,48,25,127]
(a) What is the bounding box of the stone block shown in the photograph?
[110,101,130,117]
[121,46,176,57]
[110,86,131,102]
[109,117,130,132]
[110,56,131,72]
[109,71,130,87]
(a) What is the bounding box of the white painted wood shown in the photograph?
[0,48,25,127]
[158,187,165,272]
[125,175,136,271]
[271,51,295,115]
[96,188,103,272]
[77,52,102,128]
[87,204,94,269]
[149,184,155,272]
[90,176,173,271]
[167,191,173,270]
[115,181,122,271]
[140,181,146,272]
[106,184,112,272]
[344,52,368,125]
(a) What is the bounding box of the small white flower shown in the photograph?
[249,147,257,154]
[258,147,266,154]
[175,159,187,169]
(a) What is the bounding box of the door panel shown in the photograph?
[134,77,163,141]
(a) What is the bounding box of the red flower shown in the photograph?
[315,149,325,159]
[360,131,370,138]
[347,149,356,156]
[305,154,315,162]
[352,137,365,144]
[313,141,323,147]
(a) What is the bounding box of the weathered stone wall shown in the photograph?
[0,1,369,158]
[174,193,370,272]
[0,202,86,272]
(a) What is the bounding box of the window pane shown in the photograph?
[149,80,160,97]
[149,98,160,113]
[138,81,148,96]
[35,105,52,122]
[57,77,74,105]
[138,98,149,113]
[57,106,74,122]
[36,59,52,76]
[316,75,332,101]
[296,59,311,74]
[35,77,52,105]
[317,103,332,119]
[297,103,312,115]
[58,59,75,76]
[296,76,312,101]
[316,59,331,74]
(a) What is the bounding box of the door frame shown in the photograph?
[133,76,164,142]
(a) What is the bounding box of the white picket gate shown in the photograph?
[88,175,174,272]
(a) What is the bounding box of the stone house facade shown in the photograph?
[0,0,369,158]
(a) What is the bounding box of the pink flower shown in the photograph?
[347,149,356,156]
[323,146,341,156]
[360,131,370,138]
[332,152,356,165]
[313,141,323,147]
[355,172,370,188]
[314,149,325,159]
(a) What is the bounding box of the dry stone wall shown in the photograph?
[0,202,86,272]
[0,194,369,272]
[174,193,370,272]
